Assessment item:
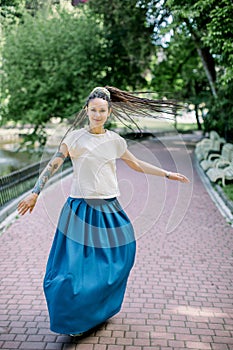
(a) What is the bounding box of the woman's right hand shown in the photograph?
[17,193,38,216]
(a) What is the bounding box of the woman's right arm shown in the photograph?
[17,143,69,216]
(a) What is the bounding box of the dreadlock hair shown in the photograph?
[106,86,181,132]
[60,86,181,144]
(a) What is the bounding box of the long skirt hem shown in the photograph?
[43,197,136,334]
[49,306,121,335]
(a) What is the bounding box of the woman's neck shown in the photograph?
[88,126,106,134]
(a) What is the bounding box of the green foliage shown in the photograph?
[204,82,233,142]
[192,0,233,140]
[143,0,233,135]
[202,0,233,84]
[1,0,159,147]
[222,183,233,202]
[147,2,210,129]
[1,0,233,147]
[1,7,107,145]
[88,0,155,89]
[0,0,26,25]
[150,33,209,128]
[151,31,209,99]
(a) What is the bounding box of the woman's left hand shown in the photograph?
[169,172,190,183]
[17,193,38,215]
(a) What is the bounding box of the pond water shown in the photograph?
[0,143,52,177]
[0,124,66,177]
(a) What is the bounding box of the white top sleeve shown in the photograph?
[61,130,77,150]
[116,136,127,158]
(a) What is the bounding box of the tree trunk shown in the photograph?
[194,104,202,130]
[184,19,218,98]
[195,46,218,98]
[172,106,177,130]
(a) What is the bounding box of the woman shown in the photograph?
[18,86,189,336]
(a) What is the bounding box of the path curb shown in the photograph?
[194,155,233,226]
[215,183,233,212]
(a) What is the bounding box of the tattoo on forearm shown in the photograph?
[53,152,66,160]
[32,151,66,195]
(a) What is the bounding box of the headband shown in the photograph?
[90,87,111,99]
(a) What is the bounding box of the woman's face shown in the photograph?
[86,98,111,129]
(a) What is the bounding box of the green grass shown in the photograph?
[113,117,200,134]
[222,184,233,202]
[177,123,199,133]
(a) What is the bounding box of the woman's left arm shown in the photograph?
[121,149,190,183]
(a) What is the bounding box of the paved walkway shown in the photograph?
[0,135,233,350]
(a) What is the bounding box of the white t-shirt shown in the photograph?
[62,127,127,198]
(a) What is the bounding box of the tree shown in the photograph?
[195,0,233,85]
[88,0,155,90]
[150,0,218,98]
[1,7,107,146]
[150,31,210,130]
[139,0,233,139]
[2,0,232,143]
[192,0,233,139]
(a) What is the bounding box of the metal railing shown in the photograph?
[0,158,72,208]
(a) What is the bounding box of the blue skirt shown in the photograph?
[43,197,136,334]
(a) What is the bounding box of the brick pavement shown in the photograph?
[0,135,233,350]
